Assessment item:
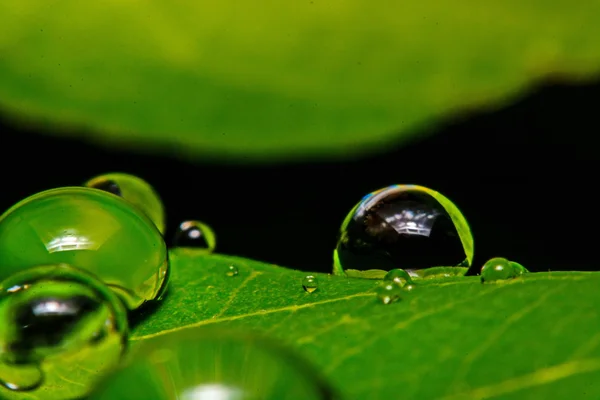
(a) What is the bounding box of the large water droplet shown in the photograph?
[480,257,523,283]
[0,264,128,399]
[89,329,336,400]
[334,185,474,280]
[173,220,216,252]
[302,276,319,293]
[0,363,43,392]
[376,281,402,304]
[84,172,166,234]
[0,187,169,310]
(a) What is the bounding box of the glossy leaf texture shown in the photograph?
[131,251,600,399]
[1,1,600,160]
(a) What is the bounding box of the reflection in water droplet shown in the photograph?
[226,265,239,277]
[481,257,521,283]
[0,264,128,399]
[333,185,473,280]
[0,362,43,392]
[89,328,336,400]
[0,187,169,310]
[173,221,216,252]
[302,276,319,293]
[403,284,416,292]
[383,269,413,287]
[84,172,166,234]
[376,281,402,304]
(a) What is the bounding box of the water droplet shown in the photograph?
[302,276,319,293]
[226,265,239,277]
[376,281,402,304]
[173,220,216,252]
[88,328,335,400]
[0,187,169,310]
[0,264,128,399]
[333,185,473,280]
[481,257,519,283]
[510,261,529,276]
[383,269,413,287]
[0,362,43,392]
[84,172,166,234]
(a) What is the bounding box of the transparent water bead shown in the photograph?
[302,275,319,293]
[334,184,473,280]
[0,187,169,310]
[481,257,529,283]
[84,172,166,234]
[0,264,128,400]
[173,220,216,252]
[90,329,336,400]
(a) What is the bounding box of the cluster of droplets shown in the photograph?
[0,177,531,398]
[0,173,226,399]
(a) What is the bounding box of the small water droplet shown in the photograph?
[333,185,473,280]
[383,269,413,287]
[302,276,319,293]
[226,265,239,277]
[481,257,520,283]
[84,173,165,234]
[376,281,402,304]
[0,362,43,392]
[173,220,216,252]
[510,261,529,276]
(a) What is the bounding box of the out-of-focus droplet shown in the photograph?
[383,269,413,287]
[302,276,319,293]
[226,265,239,277]
[376,281,402,304]
[334,185,473,280]
[0,264,128,400]
[89,329,336,400]
[0,187,169,310]
[84,172,166,234]
[173,220,216,253]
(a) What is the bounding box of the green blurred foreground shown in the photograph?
[1,1,600,160]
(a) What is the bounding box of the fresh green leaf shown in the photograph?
[131,251,600,399]
[1,2,600,161]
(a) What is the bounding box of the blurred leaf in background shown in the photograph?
[0,1,599,161]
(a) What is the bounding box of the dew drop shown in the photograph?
[0,264,128,399]
[333,185,473,280]
[510,261,529,276]
[84,172,166,234]
[0,187,169,310]
[173,220,216,252]
[302,275,319,293]
[403,284,416,292]
[226,265,239,277]
[0,362,43,392]
[376,281,402,304]
[383,269,413,287]
[89,328,335,400]
[480,257,520,283]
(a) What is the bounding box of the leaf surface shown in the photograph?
[131,251,600,399]
[1,1,600,160]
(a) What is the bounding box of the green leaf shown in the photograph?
[1,2,600,161]
[131,251,600,399]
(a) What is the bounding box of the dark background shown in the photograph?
[1,78,599,275]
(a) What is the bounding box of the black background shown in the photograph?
[1,78,599,275]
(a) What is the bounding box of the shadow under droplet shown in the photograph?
[128,291,169,330]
